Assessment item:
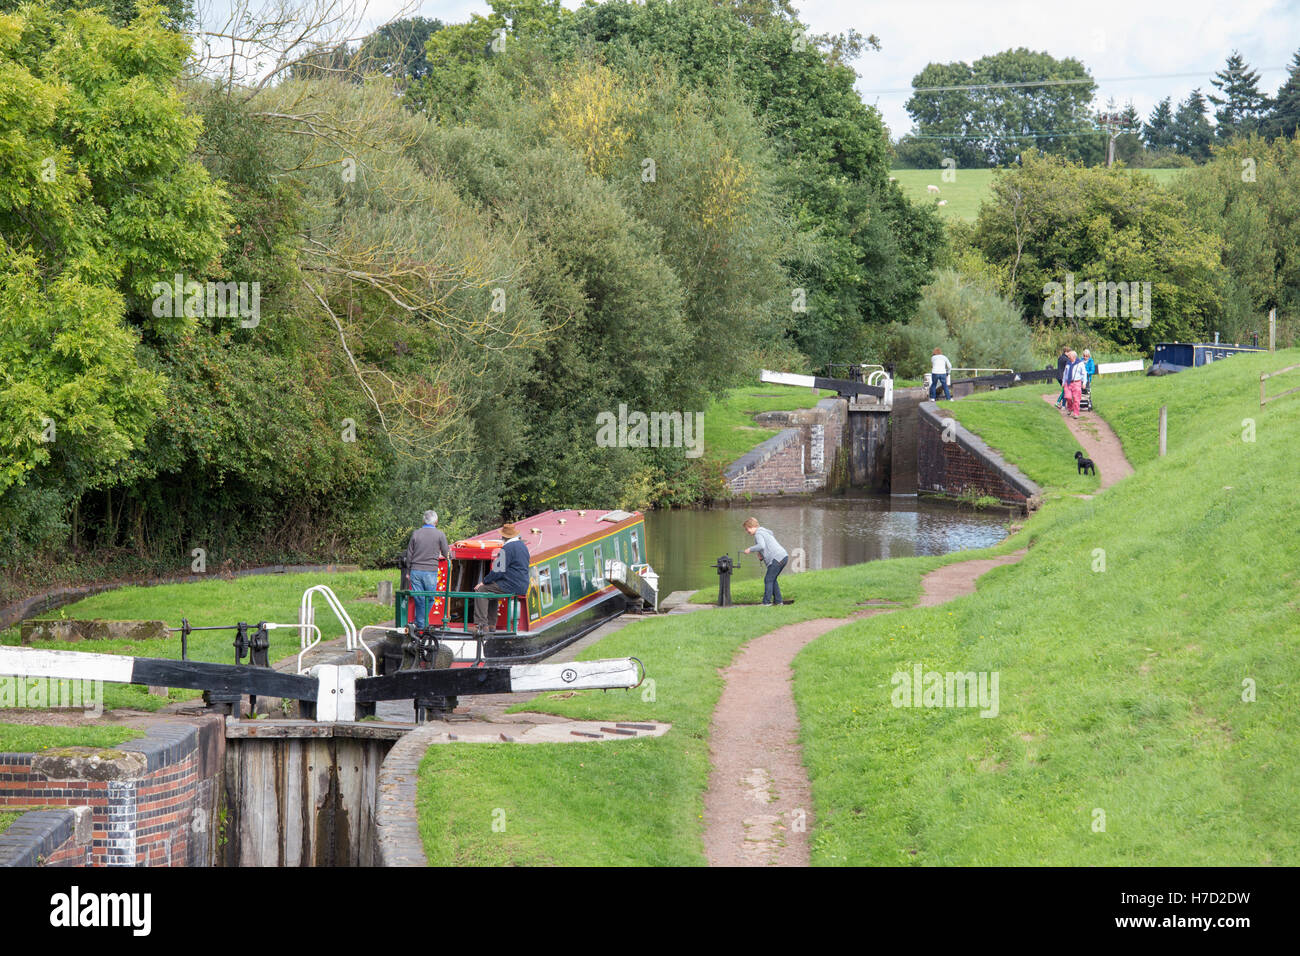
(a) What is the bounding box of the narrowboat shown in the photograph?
[388,509,659,667]
[1149,340,1265,375]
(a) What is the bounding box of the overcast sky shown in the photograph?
[203,0,1300,136]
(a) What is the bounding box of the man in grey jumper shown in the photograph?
[406,510,449,629]
[743,517,789,606]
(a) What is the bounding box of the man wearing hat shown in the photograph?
[473,523,531,634]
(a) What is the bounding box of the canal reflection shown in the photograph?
[643,492,1010,597]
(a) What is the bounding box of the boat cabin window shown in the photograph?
[613,539,621,563]
[557,559,570,599]
[630,530,640,564]
[593,544,604,586]
[538,567,554,608]
[579,554,587,589]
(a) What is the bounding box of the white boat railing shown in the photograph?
[291,585,378,676]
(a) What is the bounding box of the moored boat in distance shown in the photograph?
[387,509,658,667]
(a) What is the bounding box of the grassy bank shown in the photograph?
[0,810,21,835]
[795,348,1300,864]
[1,570,396,712]
[945,385,1100,496]
[701,384,835,471]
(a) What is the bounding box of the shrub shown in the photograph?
[885,269,1035,377]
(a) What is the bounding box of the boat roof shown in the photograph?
[452,509,644,561]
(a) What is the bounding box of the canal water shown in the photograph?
[643,492,1010,597]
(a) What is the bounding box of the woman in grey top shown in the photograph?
[743,517,789,606]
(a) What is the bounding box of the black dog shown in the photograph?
[1074,451,1096,475]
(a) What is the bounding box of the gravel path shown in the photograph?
[1040,393,1135,490]
[703,549,1028,867]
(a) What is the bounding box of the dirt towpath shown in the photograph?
[1039,394,1135,490]
[702,548,1027,867]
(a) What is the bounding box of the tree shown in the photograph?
[1208,51,1270,139]
[1143,97,1176,151]
[0,0,193,28]
[547,0,942,367]
[1264,48,1300,141]
[0,2,225,555]
[969,151,1223,347]
[1173,135,1300,325]
[1171,89,1214,161]
[904,49,1098,167]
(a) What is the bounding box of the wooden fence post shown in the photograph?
[1158,405,1167,457]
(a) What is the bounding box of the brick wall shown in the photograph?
[725,398,845,496]
[0,807,91,867]
[0,718,223,867]
[916,401,1041,510]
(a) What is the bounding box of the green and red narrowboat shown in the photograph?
[391,509,658,666]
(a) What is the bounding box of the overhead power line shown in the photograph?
[864,66,1291,96]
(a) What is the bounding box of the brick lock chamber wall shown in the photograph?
[916,402,1040,509]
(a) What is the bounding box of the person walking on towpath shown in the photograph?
[743,517,789,606]
[406,510,449,629]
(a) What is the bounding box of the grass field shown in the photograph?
[795,348,1300,864]
[0,570,396,713]
[701,384,835,470]
[946,385,1100,497]
[892,168,1189,222]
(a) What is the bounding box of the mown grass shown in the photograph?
[893,168,1189,222]
[701,384,835,470]
[0,570,397,712]
[949,384,1100,496]
[0,722,144,753]
[795,347,1300,865]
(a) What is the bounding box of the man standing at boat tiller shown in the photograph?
[473,523,530,634]
[406,510,450,630]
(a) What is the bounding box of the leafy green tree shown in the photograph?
[968,151,1223,347]
[551,0,943,367]
[1208,51,1270,139]
[0,0,193,28]
[358,16,442,84]
[0,3,225,523]
[904,49,1098,167]
[1173,135,1300,327]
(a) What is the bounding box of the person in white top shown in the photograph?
[930,348,953,401]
